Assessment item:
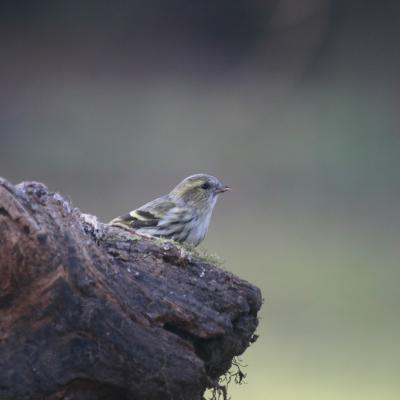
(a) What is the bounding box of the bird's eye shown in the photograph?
[201,182,211,190]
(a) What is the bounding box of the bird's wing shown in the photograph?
[109,196,176,229]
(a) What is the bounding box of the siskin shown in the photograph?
[109,174,230,246]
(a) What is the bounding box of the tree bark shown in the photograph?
[0,177,261,400]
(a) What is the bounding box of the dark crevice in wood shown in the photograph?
[0,206,10,217]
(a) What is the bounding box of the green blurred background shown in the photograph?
[1,1,400,399]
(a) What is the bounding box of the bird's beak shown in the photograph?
[216,185,231,194]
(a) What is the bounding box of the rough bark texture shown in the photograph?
[0,177,261,400]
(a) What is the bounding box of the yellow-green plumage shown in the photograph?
[109,174,230,246]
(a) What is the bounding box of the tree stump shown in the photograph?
[0,177,261,400]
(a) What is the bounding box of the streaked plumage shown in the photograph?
[109,174,230,246]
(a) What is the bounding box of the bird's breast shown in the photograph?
[182,212,211,246]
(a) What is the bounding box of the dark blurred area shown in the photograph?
[1,1,400,399]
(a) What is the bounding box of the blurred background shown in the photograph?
[1,1,400,399]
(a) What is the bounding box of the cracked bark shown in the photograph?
[0,177,262,400]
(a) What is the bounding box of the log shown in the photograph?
[0,177,261,400]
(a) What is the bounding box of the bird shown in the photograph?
[109,174,230,246]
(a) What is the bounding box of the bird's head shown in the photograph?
[170,174,230,210]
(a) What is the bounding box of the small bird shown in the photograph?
[109,174,230,246]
